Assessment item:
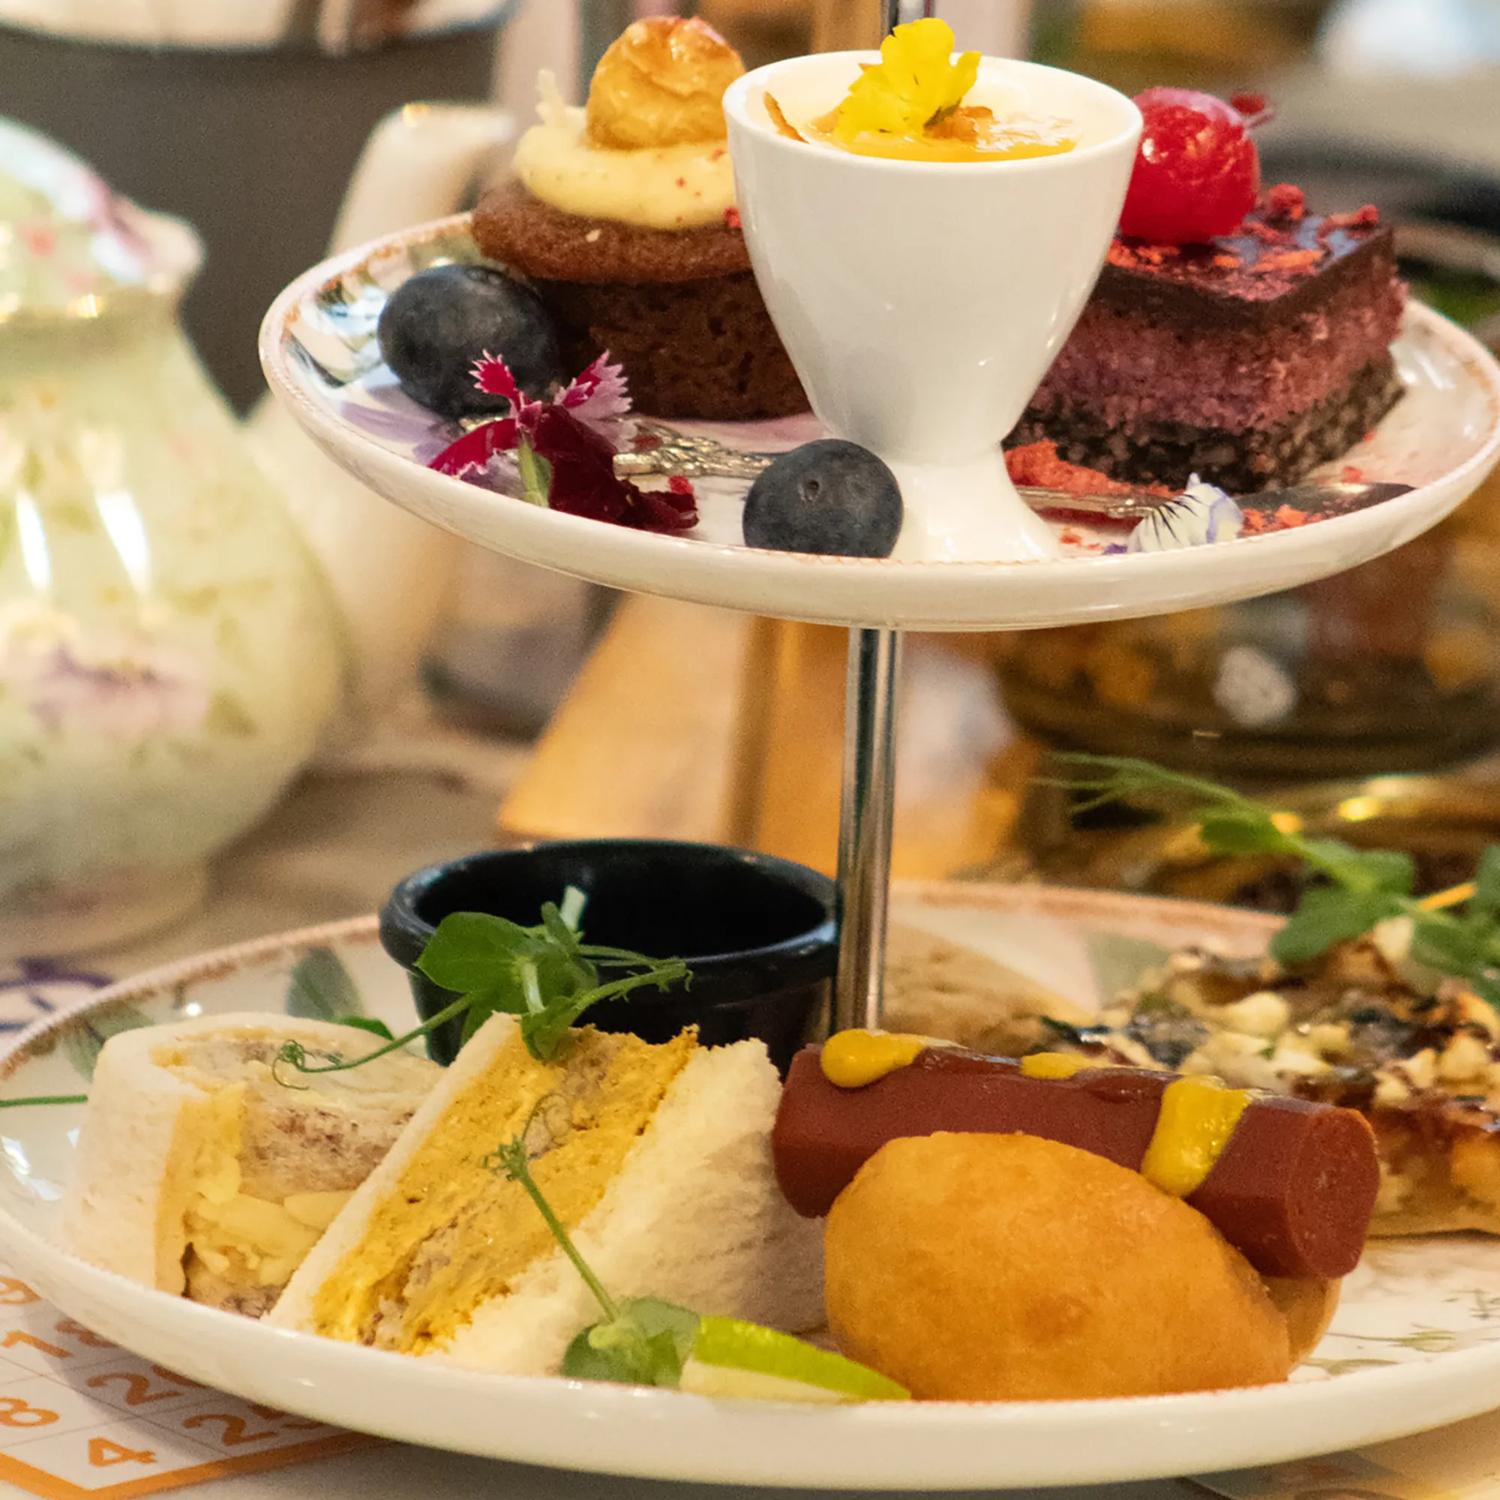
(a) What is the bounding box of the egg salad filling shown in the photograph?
[306,1028,697,1352]
[185,1150,349,1292]
[160,1078,347,1305]
[153,1034,434,1312]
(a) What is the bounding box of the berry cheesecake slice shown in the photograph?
[1010,92,1405,491]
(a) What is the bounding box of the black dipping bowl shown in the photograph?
[379,840,837,1072]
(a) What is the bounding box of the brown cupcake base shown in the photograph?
[538,271,807,420]
[473,182,808,421]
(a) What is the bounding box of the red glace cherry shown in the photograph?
[1119,88,1260,244]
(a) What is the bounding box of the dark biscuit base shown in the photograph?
[538,272,808,420]
[1008,354,1403,493]
[473,180,751,286]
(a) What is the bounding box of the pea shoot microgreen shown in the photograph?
[486,1111,910,1401]
[1048,753,1500,1006]
[488,1119,698,1388]
[0,1014,395,1112]
[272,888,689,1085]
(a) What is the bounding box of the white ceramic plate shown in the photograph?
[259,216,1500,632]
[2,884,1499,1489]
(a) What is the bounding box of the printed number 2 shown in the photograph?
[88,1438,156,1468]
[0,1396,57,1428]
[86,1370,180,1406]
[182,1413,277,1445]
[0,1279,37,1307]
[248,1403,323,1430]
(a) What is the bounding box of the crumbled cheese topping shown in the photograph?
[1214,990,1288,1039]
[1371,915,1415,966]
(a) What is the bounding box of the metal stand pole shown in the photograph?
[832,627,903,1033]
[884,0,936,32]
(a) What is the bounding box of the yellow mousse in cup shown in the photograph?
[769,19,1078,164]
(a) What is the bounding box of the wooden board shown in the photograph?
[497,596,1037,878]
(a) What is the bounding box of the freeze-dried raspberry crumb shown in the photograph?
[1247,249,1323,273]
[1324,204,1380,231]
[1265,182,1306,221]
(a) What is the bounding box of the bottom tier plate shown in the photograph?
[1,883,1497,1489]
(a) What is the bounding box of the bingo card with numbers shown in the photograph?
[0,1263,371,1499]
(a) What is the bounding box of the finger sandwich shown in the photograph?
[270,1016,824,1372]
[64,1013,439,1316]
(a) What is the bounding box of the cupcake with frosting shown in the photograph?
[472,16,807,421]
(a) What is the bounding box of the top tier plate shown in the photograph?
[260,215,1500,633]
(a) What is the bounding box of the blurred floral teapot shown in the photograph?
[0,118,342,957]
[247,103,517,728]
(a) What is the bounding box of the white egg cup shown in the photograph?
[724,54,1141,562]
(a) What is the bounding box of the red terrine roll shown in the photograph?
[773,1043,1380,1280]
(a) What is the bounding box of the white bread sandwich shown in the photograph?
[63,1013,440,1316]
[270,1016,824,1371]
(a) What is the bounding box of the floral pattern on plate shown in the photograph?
[279,219,1490,563]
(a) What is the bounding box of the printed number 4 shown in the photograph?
[88,1438,156,1468]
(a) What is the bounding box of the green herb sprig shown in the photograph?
[1048,753,1500,1006]
[0,1014,389,1112]
[488,1123,698,1387]
[274,888,688,1084]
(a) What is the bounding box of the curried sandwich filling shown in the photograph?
[307,1027,697,1352]
[158,1034,434,1316]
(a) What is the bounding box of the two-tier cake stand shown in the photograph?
[263,245,1500,1044]
[0,52,1492,1490]
[260,0,1499,1044]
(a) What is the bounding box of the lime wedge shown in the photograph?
[679,1317,909,1403]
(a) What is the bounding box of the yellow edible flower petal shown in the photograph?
[834,18,981,143]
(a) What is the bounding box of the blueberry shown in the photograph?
[742,440,903,558]
[376,263,565,419]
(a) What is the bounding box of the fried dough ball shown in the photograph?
[824,1133,1296,1400]
[587,17,744,150]
[1263,1276,1340,1363]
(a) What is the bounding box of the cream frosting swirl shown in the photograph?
[514,73,735,232]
